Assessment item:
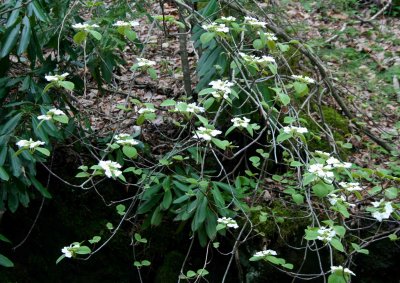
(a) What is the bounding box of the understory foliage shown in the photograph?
[0,0,399,282]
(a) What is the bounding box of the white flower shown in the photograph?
[253,249,278,257]
[72,22,99,30]
[330,266,356,276]
[136,58,156,68]
[239,52,257,62]
[98,160,122,178]
[308,163,334,183]
[317,226,336,242]
[231,117,250,128]
[291,75,315,84]
[193,127,221,141]
[176,102,205,113]
[217,217,239,229]
[45,73,69,82]
[138,107,155,114]
[202,22,229,33]
[209,80,234,99]
[113,20,139,27]
[283,126,308,134]
[114,134,139,146]
[326,157,352,168]
[16,138,45,149]
[327,193,346,206]
[339,182,363,192]
[48,108,66,116]
[220,16,236,22]
[315,150,331,157]
[38,115,52,121]
[371,200,393,222]
[244,16,267,28]
[256,55,276,64]
[265,32,277,41]
[61,243,80,258]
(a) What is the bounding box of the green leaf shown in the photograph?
[328,274,347,283]
[122,146,137,159]
[147,68,157,79]
[75,172,90,178]
[123,29,137,41]
[0,254,14,267]
[75,246,91,255]
[0,23,21,58]
[293,82,308,96]
[17,16,31,55]
[276,132,292,143]
[106,222,114,230]
[253,39,264,50]
[0,166,10,181]
[35,147,50,157]
[330,238,345,252]
[304,228,319,241]
[58,81,75,91]
[186,270,197,278]
[211,138,230,150]
[200,32,215,45]
[292,193,304,204]
[29,174,52,198]
[56,254,66,264]
[53,115,69,124]
[73,31,87,44]
[312,182,334,198]
[116,204,126,215]
[88,236,101,244]
[160,99,176,106]
[6,0,22,28]
[161,190,172,210]
[277,43,290,52]
[333,226,346,237]
[0,234,11,243]
[197,268,209,276]
[282,263,294,269]
[88,29,102,40]
[384,187,398,199]
[278,92,290,106]
[290,161,303,167]
[151,206,162,226]
[141,260,151,266]
[0,112,22,136]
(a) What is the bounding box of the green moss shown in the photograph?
[300,105,351,154]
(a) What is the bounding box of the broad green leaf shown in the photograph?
[211,138,230,150]
[53,115,69,124]
[1,23,21,58]
[75,172,90,178]
[276,132,292,143]
[88,236,101,244]
[75,246,91,254]
[200,32,215,45]
[0,166,10,181]
[58,81,75,91]
[330,238,345,252]
[0,254,14,267]
[6,0,22,28]
[278,92,290,106]
[384,187,398,199]
[17,16,31,55]
[35,147,50,156]
[141,260,151,266]
[160,99,176,106]
[0,234,11,243]
[292,193,304,204]
[122,146,137,159]
[328,274,347,283]
[29,174,52,198]
[73,31,87,44]
[161,189,172,210]
[253,39,263,50]
[293,82,308,96]
[147,68,157,79]
[123,29,136,41]
[151,206,162,226]
[88,29,102,40]
[0,112,22,135]
[312,182,334,198]
[333,226,346,237]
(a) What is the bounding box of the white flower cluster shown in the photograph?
[16,138,45,149]
[136,57,156,68]
[61,243,80,258]
[38,108,66,121]
[114,133,139,146]
[175,102,205,113]
[202,22,229,33]
[220,16,236,22]
[339,182,363,192]
[138,106,156,114]
[113,20,139,27]
[217,217,239,229]
[291,75,315,84]
[308,163,335,183]
[232,117,250,128]
[98,160,122,178]
[239,52,276,65]
[244,16,267,28]
[283,126,308,134]
[209,80,234,99]
[193,127,221,141]
[253,249,277,257]
[326,157,352,169]
[315,150,331,157]
[258,31,277,41]
[72,23,100,30]
[371,199,393,222]
[327,193,355,208]
[330,266,356,276]
[317,226,336,242]
[45,73,69,82]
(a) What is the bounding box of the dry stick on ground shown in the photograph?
[220,0,394,153]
